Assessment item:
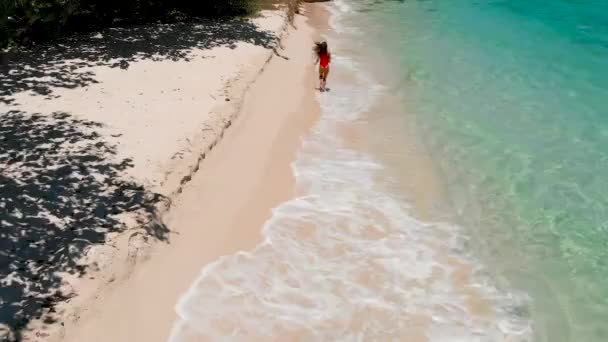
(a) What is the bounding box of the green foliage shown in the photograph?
[1,0,16,47]
[177,0,259,17]
[0,0,262,48]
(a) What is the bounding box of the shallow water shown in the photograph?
[344,0,608,340]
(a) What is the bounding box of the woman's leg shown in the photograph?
[323,67,330,89]
[319,67,324,90]
[319,67,329,90]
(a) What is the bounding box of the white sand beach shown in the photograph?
[0,3,323,341]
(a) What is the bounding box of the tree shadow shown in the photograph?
[0,111,167,341]
[0,17,278,105]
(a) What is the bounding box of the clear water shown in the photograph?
[345,0,608,340]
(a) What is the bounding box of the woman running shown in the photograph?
[314,41,331,92]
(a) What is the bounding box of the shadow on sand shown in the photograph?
[0,17,278,105]
[0,111,168,340]
[0,15,280,340]
[0,15,281,339]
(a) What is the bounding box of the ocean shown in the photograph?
[170,0,608,341]
[352,0,608,340]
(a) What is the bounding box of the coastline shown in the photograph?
[50,4,323,342]
[2,0,531,339]
[163,0,529,338]
[7,0,606,340]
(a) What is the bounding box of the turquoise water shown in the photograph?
[339,0,608,341]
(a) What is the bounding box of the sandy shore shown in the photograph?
[2,12,286,198]
[0,3,323,341]
[45,5,321,342]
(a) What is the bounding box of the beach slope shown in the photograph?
[55,6,320,342]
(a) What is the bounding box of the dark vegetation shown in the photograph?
[0,0,260,48]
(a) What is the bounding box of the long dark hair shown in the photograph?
[314,41,328,56]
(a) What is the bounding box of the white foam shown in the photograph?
[168,13,532,342]
[328,0,363,35]
[333,0,352,14]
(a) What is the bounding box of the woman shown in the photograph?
[314,41,331,92]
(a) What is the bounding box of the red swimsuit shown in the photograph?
[320,53,330,68]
